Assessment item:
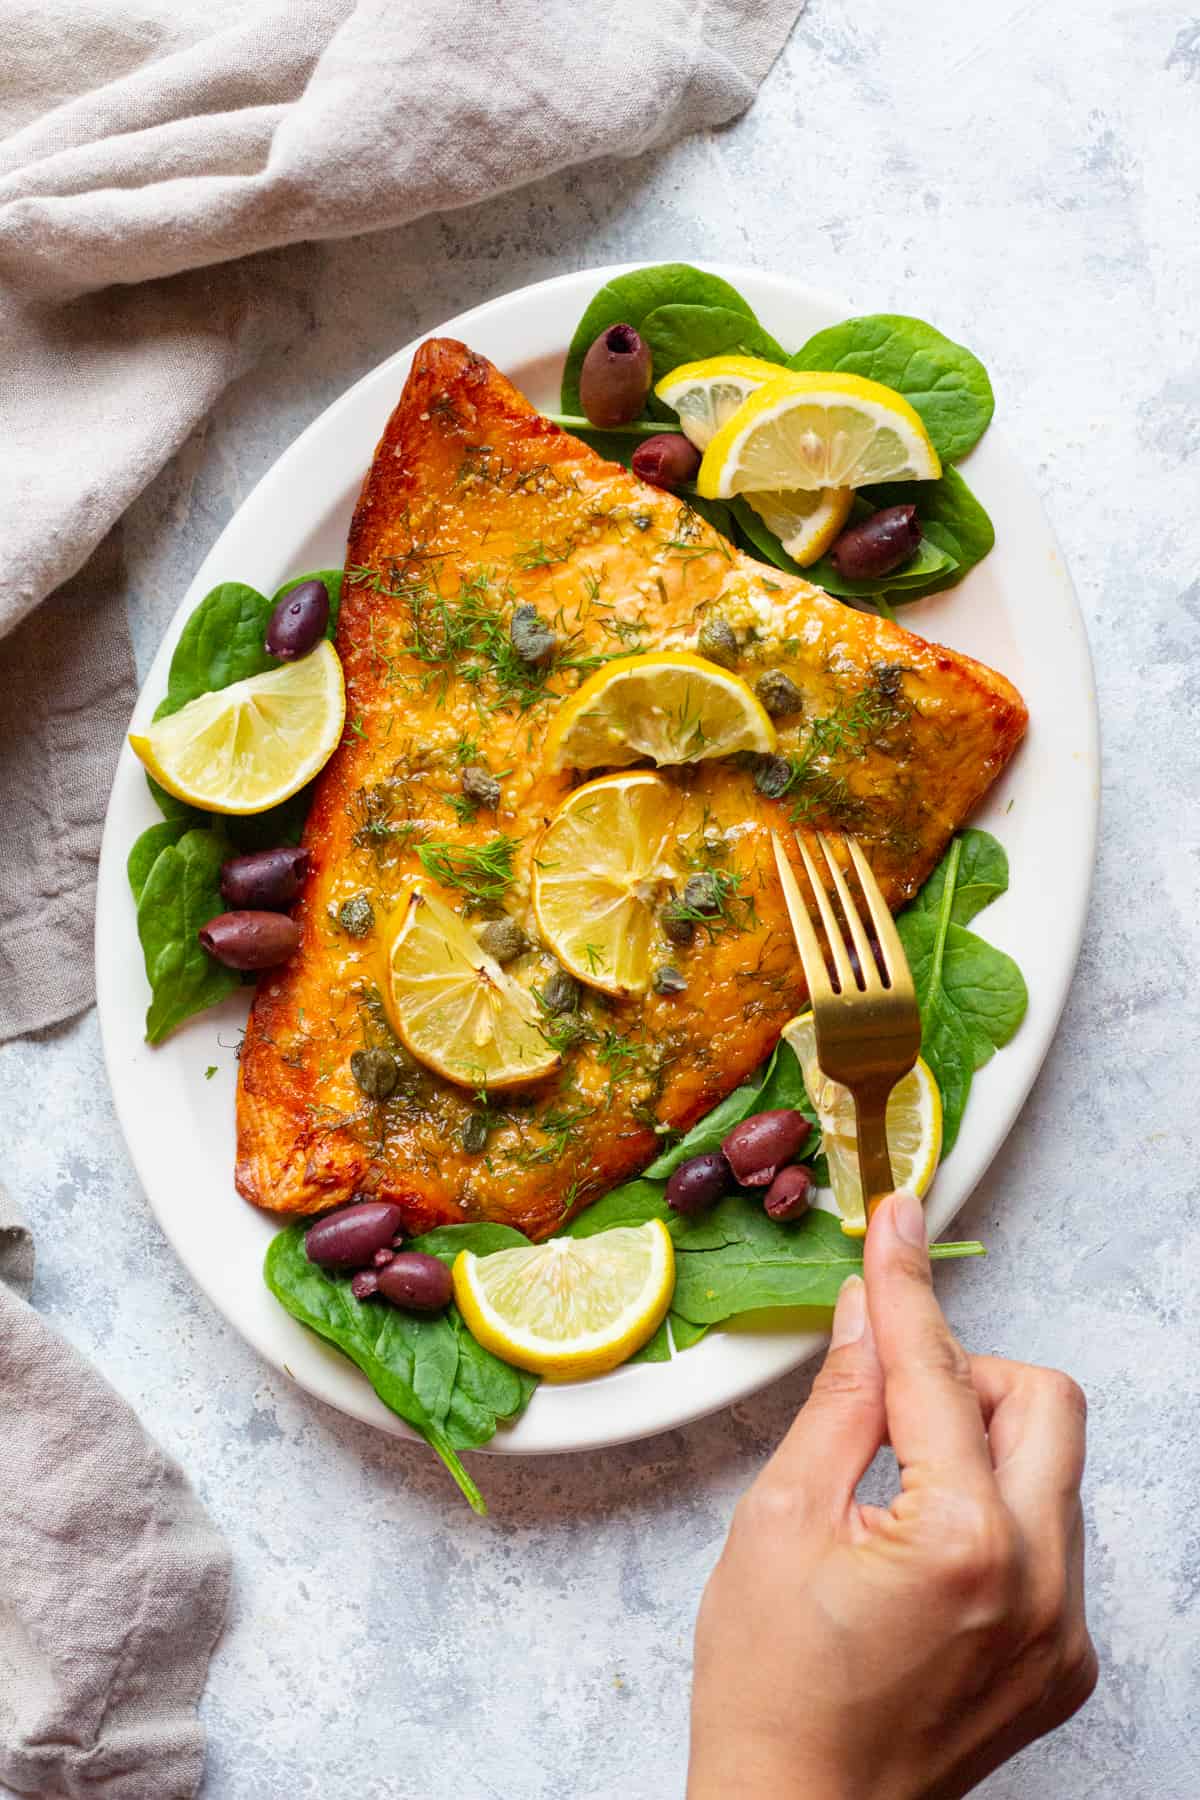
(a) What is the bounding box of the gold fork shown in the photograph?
[770,830,922,1231]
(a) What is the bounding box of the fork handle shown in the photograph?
[854,1087,895,1227]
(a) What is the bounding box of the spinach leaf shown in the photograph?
[863,465,995,594]
[790,315,994,462]
[265,1220,538,1513]
[897,831,1028,1154]
[127,818,191,903]
[136,828,239,1043]
[562,265,757,414]
[154,569,344,721]
[642,304,786,382]
[642,1039,814,1179]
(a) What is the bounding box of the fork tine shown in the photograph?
[815,832,879,989]
[770,832,833,1003]
[795,834,857,994]
[845,836,911,992]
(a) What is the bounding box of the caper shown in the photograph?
[477,917,528,964]
[661,903,696,947]
[350,1046,399,1102]
[754,670,804,720]
[682,871,722,915]
[541,967,581,1014]
[551,1013,589,1049]
[462,1112,490,1154]
[697,617,739,670]
[337,894,375,937]
[651,965,687,996]
[461,764,501,811]
[510,603,557,666]
[753,754,794,799]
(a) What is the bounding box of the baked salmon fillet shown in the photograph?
[236,338,1026,1239]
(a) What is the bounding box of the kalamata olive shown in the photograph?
[722,1109,812,1186]
[763,1163,814,1222]
[666,1151,730,1215]
[376,1251,454,1314]
[579,323,653,428]
[305,1201,406,1270]
[264,578,330,660]
[754,670,803,720]
[219,846,310,910]
[198,910,300,970]
[696,617,739,669]
[682,872,722,915]
[373,1246,396,1267]
[461,765,501,811]
[337,894,375,937]
[651,964,687,995]
[753,754,794,799]
[540,968,580,1014]
[509,603,557,666]
[350,1046,400,1102]
[830,505,922,581]
[477,917,528,964]
[631,433,702,492]
[350,1270,379,1300]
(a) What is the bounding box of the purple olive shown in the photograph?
[265,579,330,661]
[666,1151,730,1216]
[376,1251,454,1314]
[305,1201,406,1271]
[198,910,300,970]
[220,846,310,910]
[763,1164,814,1222]
[722,1110,812,1187]
[829,506,922,581]
[579,324,653,428]
[631,433,702,492]
[350,1270,379,1300]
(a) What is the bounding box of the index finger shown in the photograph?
[864,1190,994,1490]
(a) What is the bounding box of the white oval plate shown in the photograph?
[96,265,1098,1456]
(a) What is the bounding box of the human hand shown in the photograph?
[689,1190,1097,1800]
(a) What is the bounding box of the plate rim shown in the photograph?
[96,260,1100,1457]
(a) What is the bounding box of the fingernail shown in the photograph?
[892,1189,927,1248]
[830,1274,866,1347]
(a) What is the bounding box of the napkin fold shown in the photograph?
[0,1182,232,1799]
[0,0,804,1041]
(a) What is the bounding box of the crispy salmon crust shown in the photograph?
[236,339,1026,1240]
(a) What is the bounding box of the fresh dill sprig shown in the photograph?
[416,835,519,909]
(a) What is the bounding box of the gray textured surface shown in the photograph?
[4,1,1200,1794]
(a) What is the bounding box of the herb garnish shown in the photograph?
[416,835,519,910]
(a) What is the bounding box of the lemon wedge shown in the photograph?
[745,486,855,566]
[129,640,345,815]
[452,1221,675,1380]
[697,371,942,498]
[531,772,679,996]
[385,885,559,1090]
[783,1012,942,1238]
[654,354,783,450]
[545,652,776,773]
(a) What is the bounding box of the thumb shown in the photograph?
[767,1275,887,1518]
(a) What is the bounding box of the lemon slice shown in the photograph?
[531,772,679,996]
[385,885,559,1090]
[782,1012,942,1238]
[654,354,783,450]
[452,1221,675,1380]
[746,486,855,566]
[697,371,942,498]
[129,641,345,815]
[545,652,776,772]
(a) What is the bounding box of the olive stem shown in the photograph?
[544,413,684,437]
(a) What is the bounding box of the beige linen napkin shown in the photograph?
[0,0,804,1041]
[0,1181,232,1798]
